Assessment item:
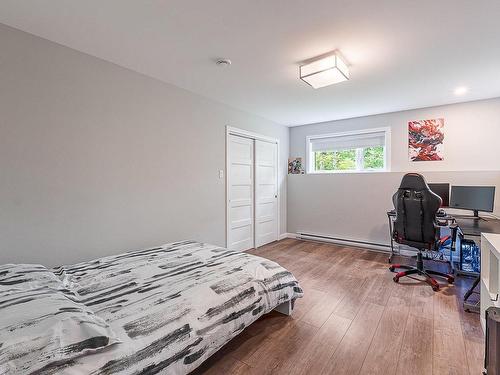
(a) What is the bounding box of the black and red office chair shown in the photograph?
[389,173,454,291]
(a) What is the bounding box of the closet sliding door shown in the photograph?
[255,140,278,248]
[227,135,254,251]
[227,131,279,252]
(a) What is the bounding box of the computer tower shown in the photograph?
[485,307,500,374]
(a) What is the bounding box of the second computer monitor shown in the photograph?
[428,183,450,207]
[450,186,496,216]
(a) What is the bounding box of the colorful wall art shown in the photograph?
[288,157,304,174]
[408,118,444,161]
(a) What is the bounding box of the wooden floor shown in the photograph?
[192,239,484,375]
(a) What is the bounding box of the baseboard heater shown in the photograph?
[485,307,500,375]
[296,232,391,252]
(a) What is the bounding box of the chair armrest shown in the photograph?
[436,219,449,227]
[435,216,456,227]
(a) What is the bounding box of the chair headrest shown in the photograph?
[398,173,430,191]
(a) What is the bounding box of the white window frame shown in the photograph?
[306,127,391,174]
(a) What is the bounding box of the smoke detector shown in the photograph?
[216,58,232,67]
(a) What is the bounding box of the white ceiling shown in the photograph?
[1,0,499,126]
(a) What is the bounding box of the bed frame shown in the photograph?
[274,299,295,316]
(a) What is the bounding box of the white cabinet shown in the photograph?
[480,233,500,331]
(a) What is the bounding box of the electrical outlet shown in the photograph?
[219,170,224,179]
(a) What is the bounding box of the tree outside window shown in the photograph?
[313,145,385,172]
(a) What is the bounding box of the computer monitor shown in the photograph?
[450,186,496,217]
[428,183,450,207]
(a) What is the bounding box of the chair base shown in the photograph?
[389,263,454,292]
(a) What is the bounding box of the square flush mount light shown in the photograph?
[300,53,349,89]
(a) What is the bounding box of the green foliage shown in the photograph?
[314,146,384,171]
[314,149,356,171]
[363,146,384,169]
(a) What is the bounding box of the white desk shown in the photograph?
[480,233,500,331]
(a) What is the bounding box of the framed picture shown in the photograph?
[288,157,304,174]
[408,118,444,161]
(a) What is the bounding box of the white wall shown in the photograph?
[288,99,500,245]
[0,24,289,266]
[288,171,500,247]
[290,98,500,172]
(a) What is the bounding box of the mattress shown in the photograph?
[50,240,303,374]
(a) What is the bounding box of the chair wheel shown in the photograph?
[389,266,395,272]
[393,276,399,283]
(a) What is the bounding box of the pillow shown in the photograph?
[0,264,119,375]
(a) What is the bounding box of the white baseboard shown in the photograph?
[295,231,391,253]
[279,233,296,240]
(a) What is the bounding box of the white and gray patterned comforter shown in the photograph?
[49,240,303,374]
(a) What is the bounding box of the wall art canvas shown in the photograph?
[288,157,304,174]
[408,118,444,161]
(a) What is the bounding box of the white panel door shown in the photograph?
[255,140,278,247]
[228,135,254,251]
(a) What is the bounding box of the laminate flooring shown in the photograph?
[191,239,484,375]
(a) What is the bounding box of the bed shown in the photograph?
[0,240,303,374]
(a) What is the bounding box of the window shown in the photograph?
[307,128,390,173]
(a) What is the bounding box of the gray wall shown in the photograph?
[288,99,500,245]
[0,24,289,266]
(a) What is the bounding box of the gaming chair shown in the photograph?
[389,173,454,291]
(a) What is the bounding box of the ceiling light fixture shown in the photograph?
[300,52,349,89]
[454,86,468,96]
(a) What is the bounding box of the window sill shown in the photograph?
[306,169,390,175]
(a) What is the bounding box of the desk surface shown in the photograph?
[387,210,500,236]
[455,217,500,236]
